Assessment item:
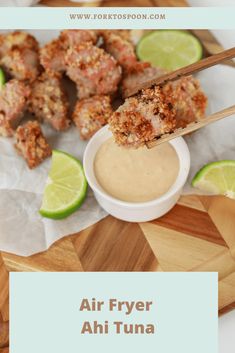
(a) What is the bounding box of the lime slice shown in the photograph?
[40,150,88,219]
[0,69,5,89]
[192,160,235,199]
[137,30,203,71]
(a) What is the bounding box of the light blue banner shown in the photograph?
[0,7,234,29]
[10,272,218,353]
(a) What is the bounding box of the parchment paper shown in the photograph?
[0,31,235,256]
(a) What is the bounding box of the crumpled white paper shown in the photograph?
[0,124,108,256]
[0,30,235,256]
[184,65,235,193]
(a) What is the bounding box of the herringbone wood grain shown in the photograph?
[1,1,235,351]
[1,195,235,303]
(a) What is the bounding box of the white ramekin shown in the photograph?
[83,125,190,222]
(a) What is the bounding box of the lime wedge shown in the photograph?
[40,150,88,219]
[137,30,203,71]
[192,160,235,199]
[0,69,5,89]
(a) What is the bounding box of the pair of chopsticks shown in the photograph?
[124,47,235,148]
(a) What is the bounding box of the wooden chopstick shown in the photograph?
[146,105,235,149]
[124,47,235,98]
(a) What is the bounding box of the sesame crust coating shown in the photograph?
[99,30,132,43]
[1,48,40,83]
[15,121,52,169]
[109,86,176,148]
[72,95,113,140]
[40,38,66,74]
[40,30,98,74]
[121,66,166,98]
[109,76,207,148]
[28,72,70,131]
[163,76,207,128]
[0,31,40,82]
[0,80,31,137]
[102,30,149,75]
[65,42,122,99]
[0,31,39,57]
[60,30,98,47]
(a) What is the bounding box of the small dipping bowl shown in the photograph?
[83,125,190,222]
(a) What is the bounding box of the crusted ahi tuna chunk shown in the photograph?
[0,79,30,137]
[109,76,207,148]
[15,120,52,169]
[40,30,98,74]
[72,95,113,140]
[65,42,122,99]
[28,72,70,131]
[0,31,40,82]
[101,30,149,75]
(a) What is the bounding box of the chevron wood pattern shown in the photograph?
[1,1,235,352]
[1,195,235,302]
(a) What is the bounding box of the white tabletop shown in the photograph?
[219,311,235,353]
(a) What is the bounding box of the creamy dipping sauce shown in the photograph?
[94,138,179,203]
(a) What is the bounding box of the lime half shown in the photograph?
[137,30,203,71]
[40,150,88,219]
[0,69,5,89]
[192,160,235,199]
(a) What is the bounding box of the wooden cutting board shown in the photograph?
[1,1,235,351]
[41,0,188,7]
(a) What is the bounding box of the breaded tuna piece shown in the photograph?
[72,95,113,140]
[1,48,40,82]
[15,120,52,169]
[60,30,98,47]
[108,30,133,42]
[109,86,176,148]
[0,31,39,57]
[40,30,98,74]
[121,66,165,98]
[109,76,207,148]
[65,42,122,99]
[102,30,149,74]
[28,72,70,131]
[163,76,207,128]
[0,80,31,137]
[40,38,66,73]
[0,31,40,82]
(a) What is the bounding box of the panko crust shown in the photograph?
[1,48,40,82]
[40,38,66,73]
[0,79,31,137]
[0,31,40,82]
[15,120,52,169]
[109,75,207,148]
[0,31,39,57]
[40,30,98,74]
[109,86,176,148]
[73,95,113,140]
[28,72,70,131]
[65,42,122,99]
[121,66,165,98]
[102,30,150,75]
[163,76,207,128]
[60,30,98,47]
